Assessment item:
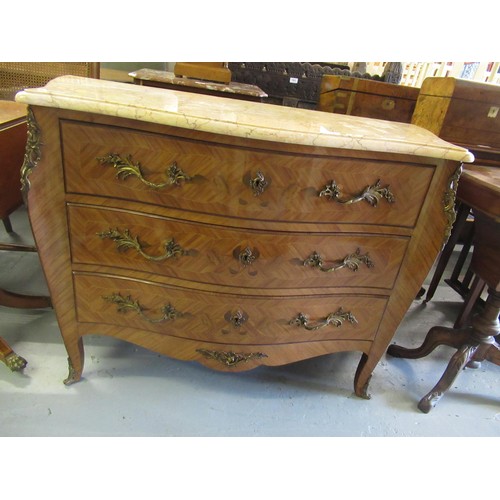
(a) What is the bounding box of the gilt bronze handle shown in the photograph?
[97,153,192,189]
[303,248,374,273]
[103,292,181,324]
[290,308,357,331]
[319,179,395,207]
[98,228,185,262]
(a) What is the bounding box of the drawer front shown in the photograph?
[73,273,386,344]
[61,120,433,227]
[68,204,408,290]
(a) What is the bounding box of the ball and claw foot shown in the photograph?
[4,352,28,371]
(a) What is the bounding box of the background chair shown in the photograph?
[0,63,99,371]
[0,62,99,100]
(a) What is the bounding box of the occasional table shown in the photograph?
[387,164,500,412]
[129,69,268,102]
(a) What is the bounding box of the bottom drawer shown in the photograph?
[73,273,387,344]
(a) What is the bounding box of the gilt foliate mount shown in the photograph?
[20,107,42,201]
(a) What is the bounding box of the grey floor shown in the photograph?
[1,205,499,438]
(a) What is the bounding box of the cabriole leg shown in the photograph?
[63,336,84,385]
[354,353,375,399]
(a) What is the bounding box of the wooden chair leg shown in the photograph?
[2,216,14,234]
[454,275,486,329]
[0,288,52,309]
[424,203,470,303]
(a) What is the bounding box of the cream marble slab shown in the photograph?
[16,76,474,163]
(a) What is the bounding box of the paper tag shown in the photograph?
[488,106,499,118]
[289,77,298,84]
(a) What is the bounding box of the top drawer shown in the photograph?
[61,120,434,228]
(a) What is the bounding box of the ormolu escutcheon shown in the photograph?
[225,310,248,328]
[249,171,268,196]
[238,247,257,266]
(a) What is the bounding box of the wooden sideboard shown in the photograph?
[412,77,500,166]
[318,76,419,123]
[15,76,472,398]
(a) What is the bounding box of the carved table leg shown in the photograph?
[389,288,500,413]
[387,326,471,360]
[483,341,500,365]
[0,336,27,371]
[417,343,479,413]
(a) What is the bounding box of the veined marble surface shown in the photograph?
[129,68,268,97]
[16,76,474,163]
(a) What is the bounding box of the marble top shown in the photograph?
[129,68,268,97]
[15,76,474,163]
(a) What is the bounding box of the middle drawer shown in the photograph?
[68,204,408,290]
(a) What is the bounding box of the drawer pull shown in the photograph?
[97,153,192,189]
[103,292,181,324]
[319,179,395,207]
[249,171,268,196]
[98,228,185,262]
[196,349,268,367]
[303,248,374,273]
[290,308,357,331]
